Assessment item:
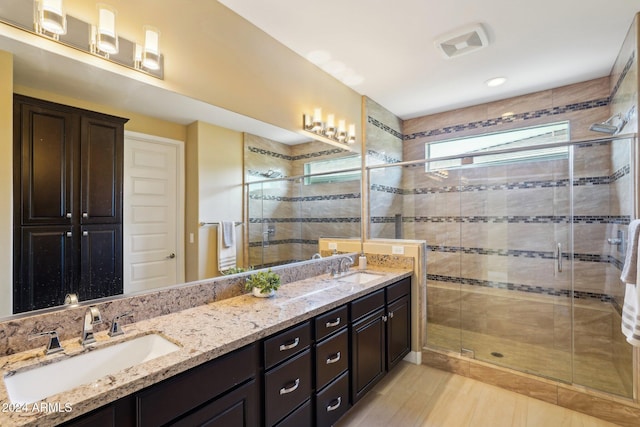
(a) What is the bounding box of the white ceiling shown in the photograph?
[218,0,640,119]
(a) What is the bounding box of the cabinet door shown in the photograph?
[80,116,123,224]
[79,225,122,301]
[171,379,258,427]
[15,226,74,313]
[387,295,411,370]
[351,308,386,403]
[17,101,77,225]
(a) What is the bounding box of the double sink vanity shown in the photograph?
[0,262,412,426]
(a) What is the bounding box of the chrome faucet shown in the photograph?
[29,330,64,355]
[109,312,133,337]
[80,306,102,346]
[338,256,354,275]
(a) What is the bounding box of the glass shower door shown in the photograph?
[458,151,573,382]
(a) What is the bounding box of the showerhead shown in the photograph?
[589,122,620,134]
[589,113,626,135]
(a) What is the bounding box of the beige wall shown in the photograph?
[0,52,12,317]
[185,121,244,282]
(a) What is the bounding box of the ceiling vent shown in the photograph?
[435,23,489,59]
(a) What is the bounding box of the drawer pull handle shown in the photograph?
[279,337,300,351]
[326,351,341,364]
[279,378,300,395]
[327,397,342,412]
[325,317,341,328]
[389,311,394,319]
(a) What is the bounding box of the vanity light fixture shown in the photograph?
[35,0,67,36]
[141,25,161,70]
[303,109,357,146]
[92,3,118,55]
[0,0,165,78]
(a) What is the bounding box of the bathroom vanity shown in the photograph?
[0,268,412,427]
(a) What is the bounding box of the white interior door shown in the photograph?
[124,132,184,294]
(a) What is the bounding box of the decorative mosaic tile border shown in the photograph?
[248,239,318,248]
[367,149,402,164]
[249,217,361,223]
[247,145,348,162]
[428,274,615,303]
[367,116,403,140]
[404,98,610,141]
[371,215,630,225]
[371,163,630,196]
[610,51,635,101]
[249,193,361,202]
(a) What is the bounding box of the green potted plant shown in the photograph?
[245,268,281,297]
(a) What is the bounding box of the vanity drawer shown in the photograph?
[265,349,312,426]
[315,328,349,390]
[350,289,384,322]
[264,321,312,369]
[137,343,258,426]
[315,371,350,427]
[274,399,312,427]
[315,304,348,341]
[387,276,410,303]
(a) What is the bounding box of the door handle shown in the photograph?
[166,253,176,259]
[556,243,562,273]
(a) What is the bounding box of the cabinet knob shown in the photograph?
[389,311,394,319]
[382,315,388,322]
[279,378,300,395]
[66,232,72,237]
[83,231,89,237]
[66,212,72,219]
[166,253,176,259]
[82,212,88,218]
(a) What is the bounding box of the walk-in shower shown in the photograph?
[368,134,636,398]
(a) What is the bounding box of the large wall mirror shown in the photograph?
[0,32,362,319]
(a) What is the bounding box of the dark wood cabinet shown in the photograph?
[350,277,412,403]
[351,306,387,403]
[13,95,127,313]
[387,294,411,370]
[59,276,411,427]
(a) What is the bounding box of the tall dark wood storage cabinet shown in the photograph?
[13,95,128,313]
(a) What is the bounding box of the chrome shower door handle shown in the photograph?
[556,243,562,273]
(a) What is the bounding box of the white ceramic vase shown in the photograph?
[252,287,275,298]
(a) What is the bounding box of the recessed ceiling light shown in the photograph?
[486,77,507,87]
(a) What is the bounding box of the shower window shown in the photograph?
[425,121,570,171]
[304,155,361,184]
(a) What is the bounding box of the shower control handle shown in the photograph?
[556,243,562,273]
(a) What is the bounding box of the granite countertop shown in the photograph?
[0,267,411,426]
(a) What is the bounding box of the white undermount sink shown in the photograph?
[4,333,180,404]
[336,271,384,284]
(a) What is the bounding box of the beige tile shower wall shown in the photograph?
[293,141,363,250]
[365,97,404,240]
[402,78,618,296]
[365,97,403,162]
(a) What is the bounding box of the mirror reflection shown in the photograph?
[244,134,361,268]
[1,50,362,320]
